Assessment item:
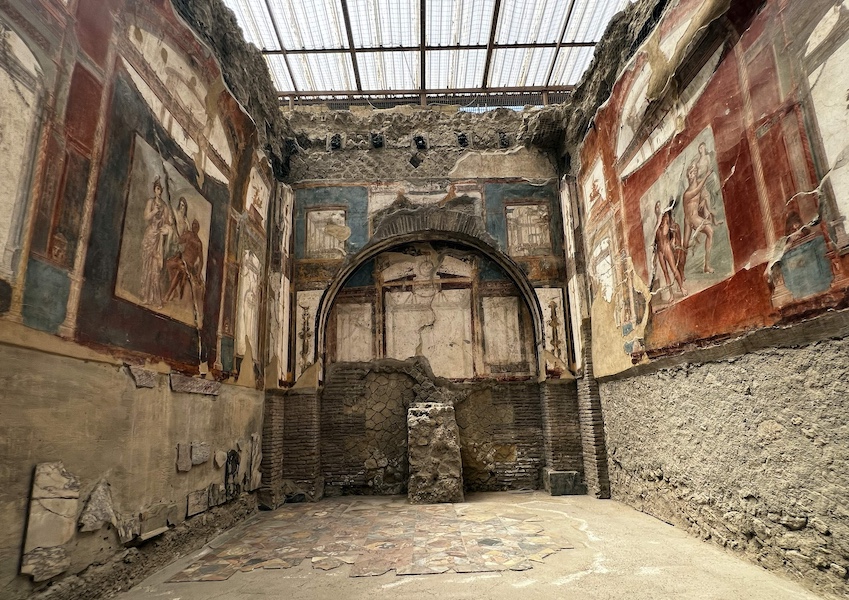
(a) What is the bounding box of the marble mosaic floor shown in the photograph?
[167,495,572,582]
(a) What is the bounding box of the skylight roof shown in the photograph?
[222,0,631,107]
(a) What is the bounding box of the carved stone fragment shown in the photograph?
[79,480,117,532]
[177,443,192,472]
[191,441,211,465]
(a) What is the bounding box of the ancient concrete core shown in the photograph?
[407,402,465,505]
[2,1,849,599]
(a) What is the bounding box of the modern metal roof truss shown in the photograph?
[223,0,630,106]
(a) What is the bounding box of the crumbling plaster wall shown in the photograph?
[170,0,294,176]
[565,0,849,595]
[599,335,849,598]
[285,105,546,182]
[0,343,263,599]
[0,0,292,595]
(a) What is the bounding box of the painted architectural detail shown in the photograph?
[481,296,523,369]
[126,27,232,175]
[535,288,568,374]
[506,204,552,256]
[805,4,849,247]
[246,162,270,229]
[295,289,324,379]
[334,303,373,362]
[306,209,348,259]
[115,135,211,326]
[235,250,261,357]
[582,158,606,215]
[0,21,42,281]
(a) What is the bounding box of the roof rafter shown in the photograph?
[261,41,596,55]
[339,0,363,91]
[544,0,578,88]
[419,0,426,105]
[277,84,573,98]
[481,0,503,90]
[262,0,298,91]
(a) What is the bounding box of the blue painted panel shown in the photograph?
[294,186,368,259]
[22,258,70,333]
[221,336,235,372]
[479,255,509,281]
[483,182,561,254]
[344,259,375,288]
[781,236,833,300]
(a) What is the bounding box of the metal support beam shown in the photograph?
[481,0,503,90]
[277,84,573,98]
[262,41,597,56]
[419,0,427,105]
[263,0,298,92]
[544,0,578,87]
[339,0,363,91]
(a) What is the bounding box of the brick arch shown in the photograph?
[370,204,498,247]
[314,228,547,382]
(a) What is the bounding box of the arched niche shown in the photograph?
[313,229,548,383]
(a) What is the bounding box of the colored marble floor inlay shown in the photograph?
[168,496,572,582]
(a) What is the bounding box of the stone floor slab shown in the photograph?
[121,492,830,600]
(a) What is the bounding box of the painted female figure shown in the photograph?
[140,177,172,307]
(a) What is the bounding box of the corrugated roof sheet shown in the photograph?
[222,0,630,104]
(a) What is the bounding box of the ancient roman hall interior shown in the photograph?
[1,0,848,598]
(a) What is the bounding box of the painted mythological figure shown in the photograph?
[164,218,205,303]
[654,201,687,296]
[140,177,174,307]
[682,160,716,274]
[695,143,722,227]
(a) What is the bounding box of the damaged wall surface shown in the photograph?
[569,0,849,597]
[600,335,849,597]
[578,0,849,375]
[0,0,290,596]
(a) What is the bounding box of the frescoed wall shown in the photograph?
[0,0,286,592]
[578,0,849,377]
[290,177,570,382]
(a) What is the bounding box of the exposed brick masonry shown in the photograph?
[577,321,611,498]
[540,379,584,475]
[281,389,322,500]
[259,390,285,508]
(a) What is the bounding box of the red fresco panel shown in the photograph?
[65,63,103,151]
[75,0,114,67]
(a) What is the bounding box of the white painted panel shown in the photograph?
[385,288,473,379]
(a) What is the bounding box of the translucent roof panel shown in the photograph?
[288,53,356,91]
[226,0,280,50]
[221,0,633,102]
[489,46,557,87]
[565,0,631,43]
[267,0,348,50]
[265,54,296,90]
[496,0,571,44]
[427,0,495,47]
[427,49,487,89]
[550,45,597,86]
[348,0,419,47]
[359,51,419,90]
